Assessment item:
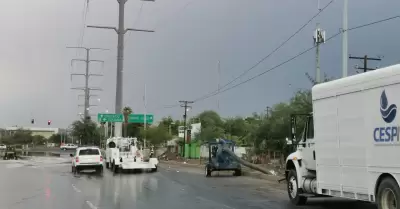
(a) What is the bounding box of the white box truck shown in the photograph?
[286,64,400,209]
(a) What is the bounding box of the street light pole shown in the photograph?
[87,0,154,137]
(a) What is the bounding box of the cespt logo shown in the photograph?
[380,90,397,123]
[374,90,399,143]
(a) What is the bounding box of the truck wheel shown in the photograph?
[376,177,400,209]
[287,169,307,205]
[205,166,211,177]
[113,164,119,173]
[234,169,242,176]
[106,162,109,169]
[96,167,103,175]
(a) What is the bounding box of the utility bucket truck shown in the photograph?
[105,137,158,173]
[286,64,400,209]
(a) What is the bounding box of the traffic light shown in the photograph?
[31,119,34,124]
[48,120,51,126]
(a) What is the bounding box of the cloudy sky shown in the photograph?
[0,0,399,128]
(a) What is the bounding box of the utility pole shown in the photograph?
[313,8,326,84]
[179,100,193,159]
[217,60,221,110]
[342,0,348,77]
[143,83,147,148]
[266,106,271,118]
[349,55,382,73]
[68,47,107,121]
[87,0,155,137]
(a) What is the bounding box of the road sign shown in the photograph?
[128,114,154,124]
[97,114,124,122]
[97,113,154,124]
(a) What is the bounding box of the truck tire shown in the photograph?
[287,169,307,205]
[205,165,211,177]
[113,164,119,173]
[234,169,242,176]
[376,177,400,209]
[75,167,80,174]
[106,162,109,169]
[96,167,103,175]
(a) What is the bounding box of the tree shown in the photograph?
[126,123,143,138]
[252,90,312,157]
[32,135,47,145]
[12,129,33,144]
[139,126,172,146]
[48,134,61,144]
[122,106,133,137]
[196,110,225,142]
[158,89,312,160]
[70,119,100,145]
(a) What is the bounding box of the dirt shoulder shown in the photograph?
[159,160,286,191]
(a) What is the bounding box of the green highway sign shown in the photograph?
[97,114,124,123]
[128,114,154,124]
[97,113,154,124]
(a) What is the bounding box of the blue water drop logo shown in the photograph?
[380,90,397,123]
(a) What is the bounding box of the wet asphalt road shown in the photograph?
[0,155,378,209]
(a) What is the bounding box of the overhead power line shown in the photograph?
[192,15,400,103]
[125,1,145,46]
[194,0,335,102]
[76,0,89,57]
[149,15,400,112]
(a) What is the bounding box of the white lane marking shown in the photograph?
[71,184,81,193]
[86,201,98,209]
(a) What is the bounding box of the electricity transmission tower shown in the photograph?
[87,0,155,137]
[68,47,108,120]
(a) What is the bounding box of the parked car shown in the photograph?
[60,144,78,150]
[0,144,6,150]
[70,147,103,174]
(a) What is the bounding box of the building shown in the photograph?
[178,123,201,138]
[5,127,66,139]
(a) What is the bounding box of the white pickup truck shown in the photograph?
[285,64,400,209]
[105,137,158,173]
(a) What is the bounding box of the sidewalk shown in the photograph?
[159,160,286,185]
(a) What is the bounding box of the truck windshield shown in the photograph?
[79,149,100,155]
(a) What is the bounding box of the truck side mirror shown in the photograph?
[290,115,296,138]
[286,137,292,145]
